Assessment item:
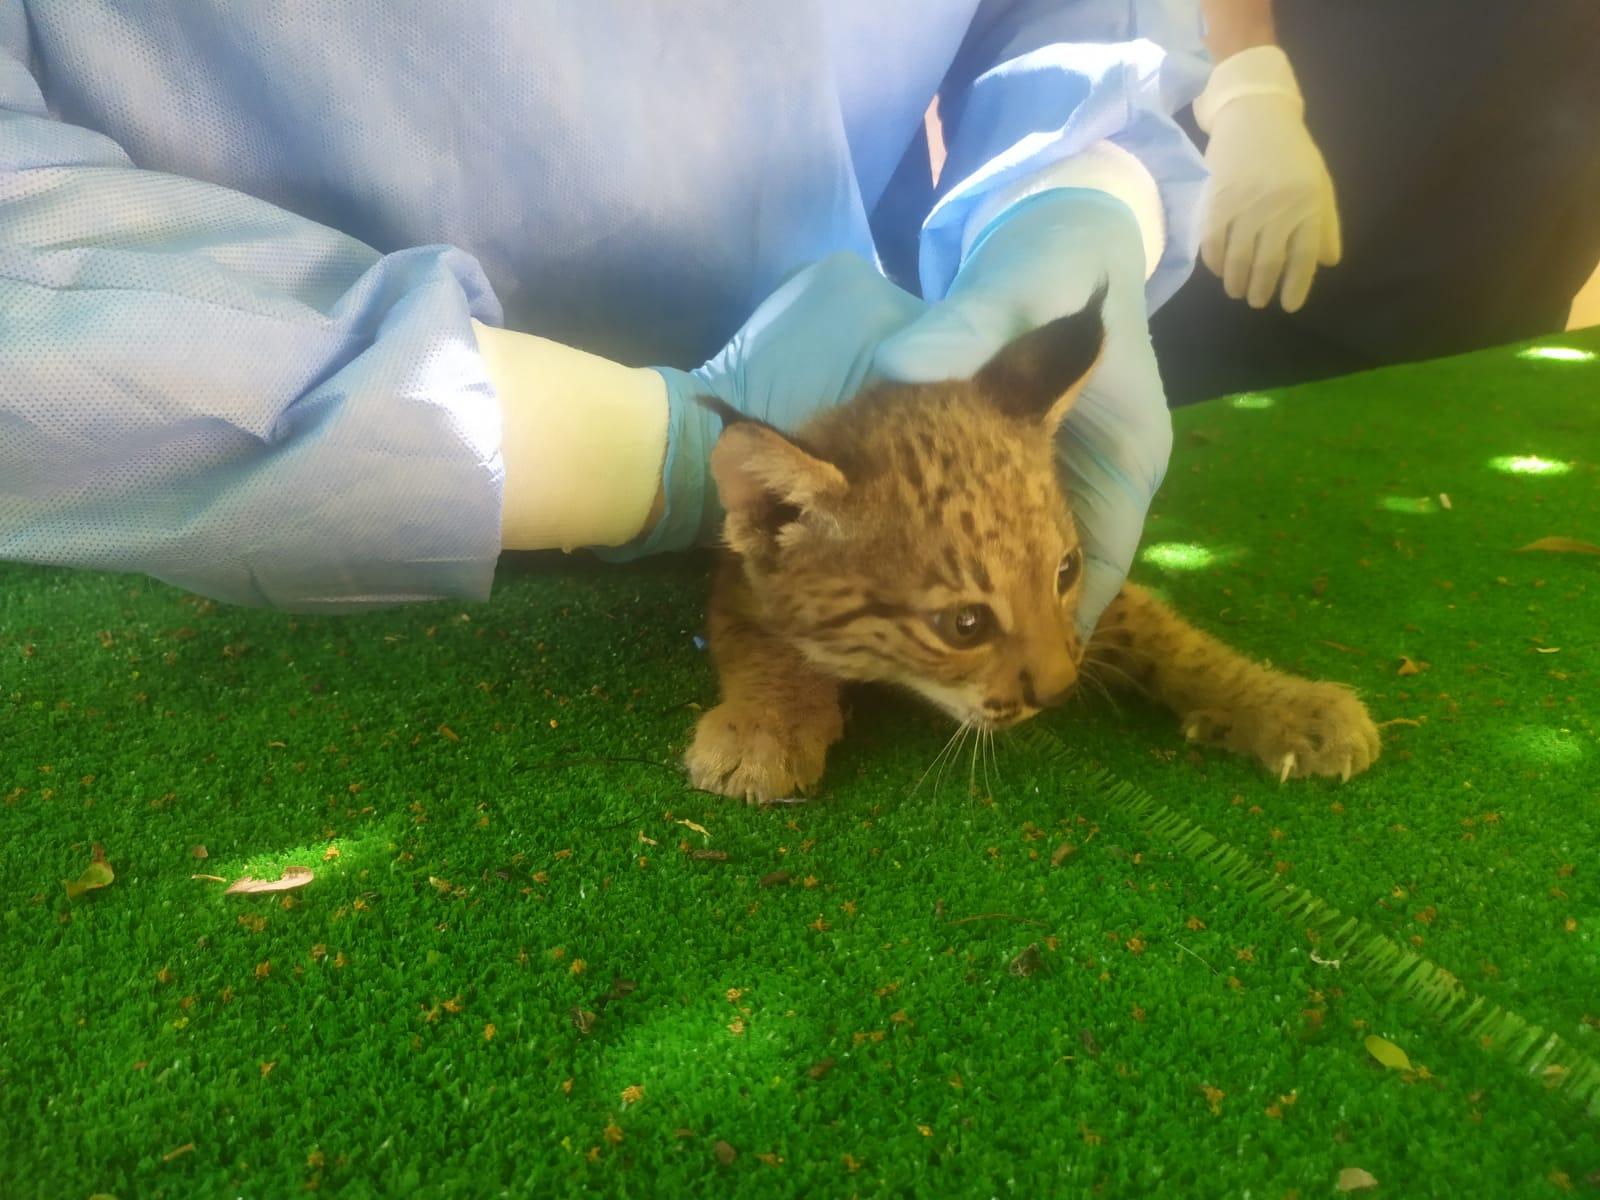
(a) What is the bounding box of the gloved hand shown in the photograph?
[1194,45,1340,313]
[631,252,926,555]
[875,187,1172,637]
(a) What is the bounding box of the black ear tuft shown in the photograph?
[974,280,1108,426]
[696,393,747,429]
[695,394,837,467]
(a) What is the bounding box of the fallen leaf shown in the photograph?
[602,1121,623,1145]
[570,1007,598,1035]
[191,845,208,859]
[1337,1167,1378,1192]
[225,866,313,895]
[64,859,114,900]
[1365,1034,1413,1072]
[161,1142,196,1163]
[1009,944,1043,978]
[807,1057,836,1080]
[1516,537,1600,556]
[676,818,711,839]
[714,1140,737,1166]
[621,1085,643,1105]
[438,724,460,742]
[1051,843,1077,867]
[687,849,729,862]
[1396,657,1425,677]
[1439,493,1452,510]
[756,1152,784,1166]
[191,874,227,883]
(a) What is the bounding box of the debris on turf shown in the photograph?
[1365,1034,1413,1072]
[1337,1166,1379,1192]
[1009,944,1043,977]
[64,858,113,900]
[225,866,313,895]
[1515,537,1600,555]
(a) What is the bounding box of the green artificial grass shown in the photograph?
[3,329,1598,1198]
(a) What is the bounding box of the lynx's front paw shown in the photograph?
[1183,678,1381,782]
[685,700,843,804]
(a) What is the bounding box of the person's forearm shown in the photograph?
[1201,0,1277,60]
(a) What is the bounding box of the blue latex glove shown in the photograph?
[603,253,926,559]
[874,188,1173,636]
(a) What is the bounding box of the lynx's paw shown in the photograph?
[1182,679,1381,782]
[685,700,842,804]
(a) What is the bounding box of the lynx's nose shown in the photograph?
[1020,660,1076,709]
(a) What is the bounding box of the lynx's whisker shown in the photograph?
[910,719,968,803]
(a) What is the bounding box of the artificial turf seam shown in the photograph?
[1018,725,1600,1123]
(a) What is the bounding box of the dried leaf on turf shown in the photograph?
[1009,944,1043,977]
[807,1057,836,1080]
[687,849,729,862]
[1515,537,1600,556]
[1396,657,1426,676]
[64,859,114,900]
[758,869,791,887]
[676,818,711,838]
[1337,1167,1379,1192]
[191,845,208,858]
[192,874,226,883]
[714,1140,737,1166]
[1051,843,1077,867]
[570,1007,598,1035]
[1365,1034,1412,1071]
[225,866,313,895]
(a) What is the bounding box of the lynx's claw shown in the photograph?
[1179,682,1380,783]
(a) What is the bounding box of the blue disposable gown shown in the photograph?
[0,1,1206,609]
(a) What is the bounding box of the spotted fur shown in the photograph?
[685,295,1380,802]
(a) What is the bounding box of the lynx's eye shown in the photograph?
[930,603,996,649]
[1056,547,1084,595]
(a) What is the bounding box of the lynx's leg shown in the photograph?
[1087,584,1380,782]
[685,561,844,803]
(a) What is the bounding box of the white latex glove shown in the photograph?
[1194,45,1341,313]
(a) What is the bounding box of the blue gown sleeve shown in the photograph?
[923,0,1211,310]
[0,25,506,611]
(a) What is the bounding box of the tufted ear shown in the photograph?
[701,398,848,557]
[973,281,1107,434]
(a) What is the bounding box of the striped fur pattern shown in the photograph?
[685,298,1380,803]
